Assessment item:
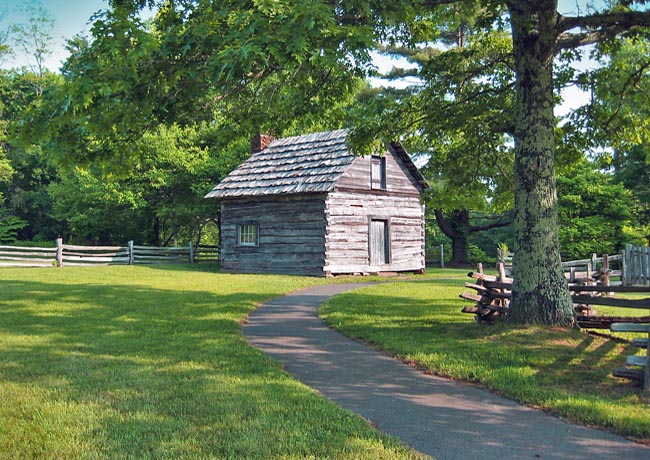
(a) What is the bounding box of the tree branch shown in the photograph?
[558,10,650,33]
[434,209,458,239]
[556,10,650,50]
[469,216,513,233]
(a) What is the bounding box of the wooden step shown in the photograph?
[626,355,648,368]
[610,323,650,333]
[613,367,645,381]
[633,338,649,349]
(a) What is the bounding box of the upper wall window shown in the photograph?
[371,155,386,190]
[238,224,258,246]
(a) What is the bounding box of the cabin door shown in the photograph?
[369,219,389,265]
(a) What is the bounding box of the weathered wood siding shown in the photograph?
[325,145,425,274]
[334,147,423,195]
[220,194,327,276]
[324,192,425,274]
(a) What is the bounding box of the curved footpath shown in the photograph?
[243,283,650,460]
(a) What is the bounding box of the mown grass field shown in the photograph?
[0,265,424,460]
[320,276,650,442]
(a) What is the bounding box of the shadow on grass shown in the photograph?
[128,262,221,273]
[0,278,410,460]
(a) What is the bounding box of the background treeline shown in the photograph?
[1,1,649,265]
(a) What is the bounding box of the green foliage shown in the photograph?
[611,145,650,240]
[48,123,237,245]
[354,29,517,213]
[573,37,650,153]
[27,0,372,168]
[0,155,12,185]
[0,70,64,241]
[467,243,494,264]
[557,161,637,260]
[0,211,27,243]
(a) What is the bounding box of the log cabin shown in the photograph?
[204,129,428,276]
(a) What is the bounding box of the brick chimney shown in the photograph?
[250,133,275,154]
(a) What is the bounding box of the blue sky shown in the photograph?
[1,0,109,70]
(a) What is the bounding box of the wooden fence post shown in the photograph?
[602,254,610,287]
[621,245,629,286]
[128,241,134,265]
[189,242,195,263]
[644,246,650,286]
[439,244,444,269]
[56,238,63,267]
[645,325,650,395]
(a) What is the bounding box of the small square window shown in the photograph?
[371,156,386,190]
[238,224,258,246]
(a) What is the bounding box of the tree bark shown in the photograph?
[508,0,575,326]
[435,208,513,266]
[434,209,470,265]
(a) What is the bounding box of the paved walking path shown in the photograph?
[244,283,650,460]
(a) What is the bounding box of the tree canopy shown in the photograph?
[4,0,650,326]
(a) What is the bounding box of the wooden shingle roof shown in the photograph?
[205,128,428,199]
[205,129,354,198]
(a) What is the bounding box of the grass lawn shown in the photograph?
[320,274,650,442]
[0,265,424,460]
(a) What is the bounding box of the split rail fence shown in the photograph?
[461,263,650,392]
[0,239,219,267]
[498,248,636,286]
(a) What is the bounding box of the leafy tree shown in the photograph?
[0,71,28,243]
[48,123,239,245]
[27,0,371,169]
[353,0,650,326]
[573,37,650,243]
[573,36,650,153]
[28,0,650,326]
[557,161,638,260]
[9,0,55,92]
[0,70,63,241]
[611,145,650,242]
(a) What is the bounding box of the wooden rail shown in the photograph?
[610,316,650,393]
[0,239,219,267]
[498,251,624,285]
[0,244,57,267]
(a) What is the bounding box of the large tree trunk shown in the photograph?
[508,0,575,326]
[434,209,470,266]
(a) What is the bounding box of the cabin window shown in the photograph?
[238,224,258,246]
[371,156,386,190]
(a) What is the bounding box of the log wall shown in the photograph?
[324,191,425,274]
[335,149,423,196]
[219,144,426,276]
[325,145,425,274]
[220,194,328,276]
